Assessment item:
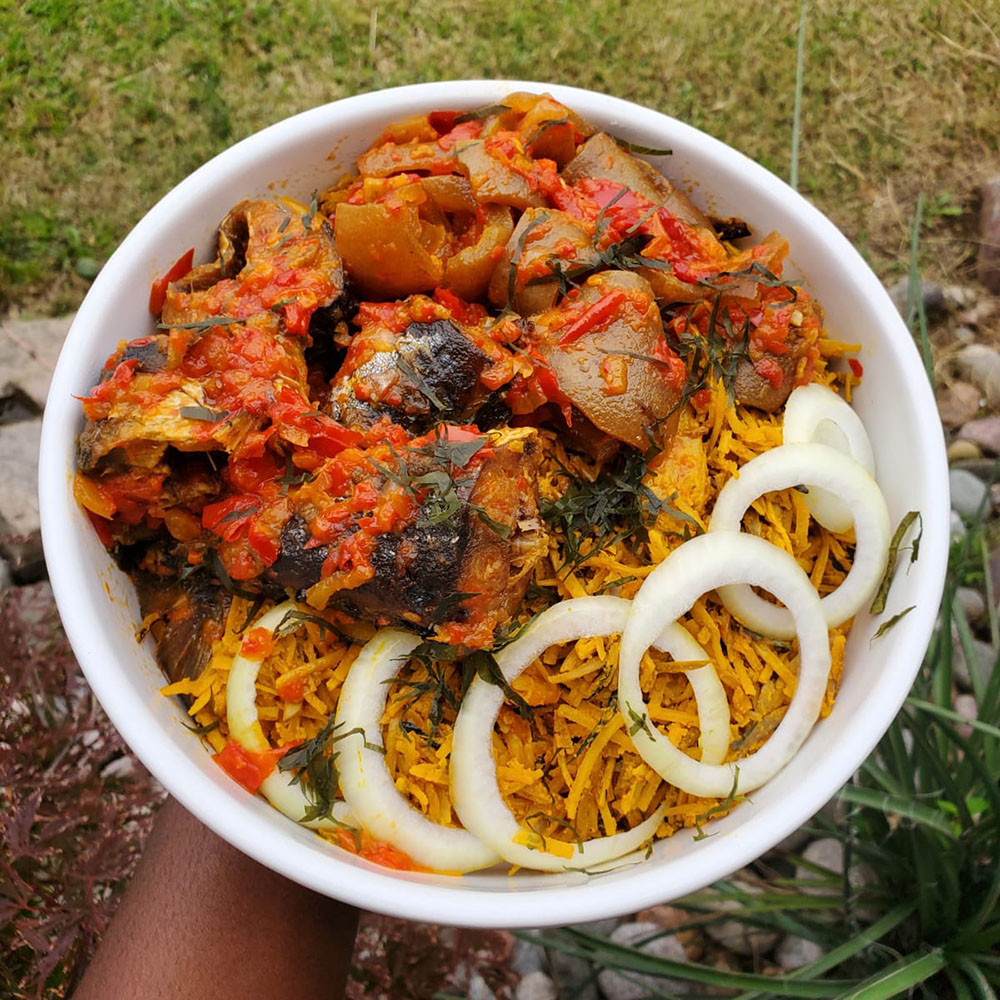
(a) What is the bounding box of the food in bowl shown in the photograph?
[70,91,895,874]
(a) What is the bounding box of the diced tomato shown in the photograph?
[333,827,420,871]
[428,110,461,135]
[848,358,864,378]
[148,248,195,315]
[242,626,274,661]
[557,290,627,346]
[213,739,288,794]
[202,495,260,539]
[87,511,114,548]
[755,356,785,389]
[276,676,305,702]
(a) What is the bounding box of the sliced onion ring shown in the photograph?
[783,384,875,532]
[335,629,500,873]
[451,596,730,871]
[619,532,831,798]
[226,601,352,830]
[709,442,891,639]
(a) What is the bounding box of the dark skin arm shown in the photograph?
[74,797,358,1000]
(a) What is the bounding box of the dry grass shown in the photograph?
[2,0,999,315]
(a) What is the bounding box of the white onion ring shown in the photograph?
[783,384,876,532]
[226,601,352,830]
[709,442,891,639]
[335,629,500,873]
[619,532,831,797]
[451,596,730,871]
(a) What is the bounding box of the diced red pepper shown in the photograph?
[754,356,785,389]
[557,290,627,346]
[276,677,305,702]
[148,248,195,315]
[202,495,260,540]
[242,627,274,661]
[848,358,864,378]
[213,739,289,794]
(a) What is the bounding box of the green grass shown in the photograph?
[2,0,999,314]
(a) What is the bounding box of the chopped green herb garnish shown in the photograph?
[454,103,511,124]
[156,316,242,331]
[693,765,745,841]
[871,605,916,642]
[178,404,230,423]
[870,511,922,615]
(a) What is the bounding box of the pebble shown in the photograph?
[0,420,43,537]
[572,918,621,938]
[548,948,599,1000]
[953,693,978,741]
[947,439,983,463]
[797,838,877,896]
[959,415,1000,455]
[886,276,945,319]
[942,285,980,311]
[978,175,1000,293]
[776,935,824,971]
[100,756,137,780]
[0,530,46,585]
[0,557,11,594]
[949,468,991,518]
[952,634,996,693]
[951,510,967,540]
[467,970,498,1000]
[953,325,978,345]
[0,315,74,410]
[511,936,547,977]
[956,586,986,623]
[937,381,982,428]
[516,971,558,1000]
[956,344,1000,409]
[634,906,688,931]
[701,883,781,956]
[596,922,688,1000]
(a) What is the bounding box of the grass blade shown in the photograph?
[905,191,934,388]
[789,0,809,191]
[833,948,946,1000]
[837,786,956,838]
[955,957,999,1000]
[907,698,1000,741]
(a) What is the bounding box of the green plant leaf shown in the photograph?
[837,786,957,838]
[832,948,945,1000]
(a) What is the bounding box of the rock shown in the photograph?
[950,468,991,518]
[516,971,558,1000]
[548,948,599,1000]
[886,276,945,319]
[948,439,983,463]
[0,557,12,594]
[797,838,877,896]
[992,483,1000,512]
[467,970,498,1000]
[100,755,137,780]
[776,935,823,971]
[573,918,621,938]
[951,510,966,540]
[937,381,982,428]
[956,586,986,623]
[0,531,45,585]
[959,415,1000,455]
[952,633,996,693]
[0,315,74,410]
[952,458,1000,479]
[953,693,978,741]
[596,922,688,1000]
[953,325,978,345]
[979,175,1000,293]
[942,285,979,311]
[0,420,42,537]
[511,936,546,976]
[956,344,1000,409]
[634,906,688,932]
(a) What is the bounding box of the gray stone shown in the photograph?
[573,918,621,938]
[953,693,978,741]
[935,380,980,431]
[951,510,967,540]
[949,468,991,517]
[634,905,688,931]
[956,586,987,623]
[596,922,688,1000]
[776,935,824,971]
[467,970,498,1000]
[886,276,945,319]
[948,439,982,463]
[516,971,558,1000]
[797,838,877,897]
[953,325,978,345]
[0,315,74,409]
[952,633,996,693]
[0,420,42,536]
[959,415,1000,455]
[978,176,1000,293]
[942,285,980,311]
[702,883,781,957]
[0,557,12,594]
[511,936,547,976]
[0,530,45,584]
[956,344,1000,409]
[549,948,599,1000]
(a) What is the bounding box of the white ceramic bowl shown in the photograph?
[39,80,949,928]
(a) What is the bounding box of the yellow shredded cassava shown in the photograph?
[164,348,859,857]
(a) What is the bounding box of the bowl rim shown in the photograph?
[38,78,950,928]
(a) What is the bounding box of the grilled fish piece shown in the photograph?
[333,438,545,644]
[328,317,491,433]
